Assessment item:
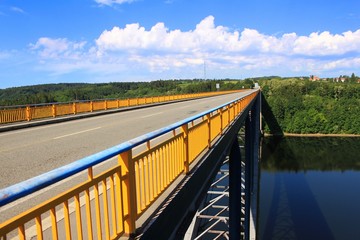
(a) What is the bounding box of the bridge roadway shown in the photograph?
[0,90,253,223]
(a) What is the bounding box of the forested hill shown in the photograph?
[0,79,253,106]
[260,78,360,135]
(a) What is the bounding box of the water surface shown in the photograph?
[258,137,360,240]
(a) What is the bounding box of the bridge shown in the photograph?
[0,89,261,239]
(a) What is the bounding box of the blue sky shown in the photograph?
[0,0,360,88]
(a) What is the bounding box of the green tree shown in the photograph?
[350,73,357,83]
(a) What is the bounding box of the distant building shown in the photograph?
[334,77,346,83]
[357,79,360,83]
[310,75,320,81]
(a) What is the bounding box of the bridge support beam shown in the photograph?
[229,137,242,240]
[243,95,261,240]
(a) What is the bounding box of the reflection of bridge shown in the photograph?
[0,90,261,239]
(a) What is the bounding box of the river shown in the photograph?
[258,137,360,240]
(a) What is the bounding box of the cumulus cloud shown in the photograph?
[96,15,360,57]
[293,30,360,56]
[28,16,360,80]
[96,16,243,53]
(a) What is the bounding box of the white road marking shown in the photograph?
[53,127,102,140]
[0,124,56,137]
[139,112,164,118]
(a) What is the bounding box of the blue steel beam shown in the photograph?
[0,91,256,207]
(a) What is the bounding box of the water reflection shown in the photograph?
[258,137,360,240]
[262,137,360,172]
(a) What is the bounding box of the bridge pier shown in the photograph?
[227,94,261,240]
[250,94,261,240]
[244,94,261,240]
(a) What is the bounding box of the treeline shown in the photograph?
[260,78,360,134]
[0,79,254,106]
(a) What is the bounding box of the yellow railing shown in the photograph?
[0,91,241,124]
[0,90,259,240]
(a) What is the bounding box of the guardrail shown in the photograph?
[0,90,241,124]
[0,90,259,240]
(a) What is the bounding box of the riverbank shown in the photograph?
[263,132,360,137]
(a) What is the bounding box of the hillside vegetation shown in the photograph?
[3,77,359,135]
[0,79,253,106]
[260,78,360,135]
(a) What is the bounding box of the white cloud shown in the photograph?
[293,30,360,56]
[96,16,244,53]
[94,0,136,6]
[30,38,87,59]
[322,57,360,70]
[96,15,360,57]
[27,16,360,81]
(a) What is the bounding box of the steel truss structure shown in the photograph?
[185,157,231,239]
[185,127,258,240]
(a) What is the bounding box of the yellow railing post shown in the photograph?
[73,102,77,115]
[52,104,56,118]
[74,194,83,240]
[26,106,31,121]
[220,108,224,135]
[181,124,189,174]
[86,168,94,240]
[105,100,108,110]
[50,207,58,239]
[119,150,137,234]
[233,102,236,120]
[63,200,72,239]
[206,113,211,148]
[18,225,25,240]
[90,101,93,112]
[35,216,43,240]
[227,105,230,125]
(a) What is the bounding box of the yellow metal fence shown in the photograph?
[0,91,240,124]
[0,91,258,240]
